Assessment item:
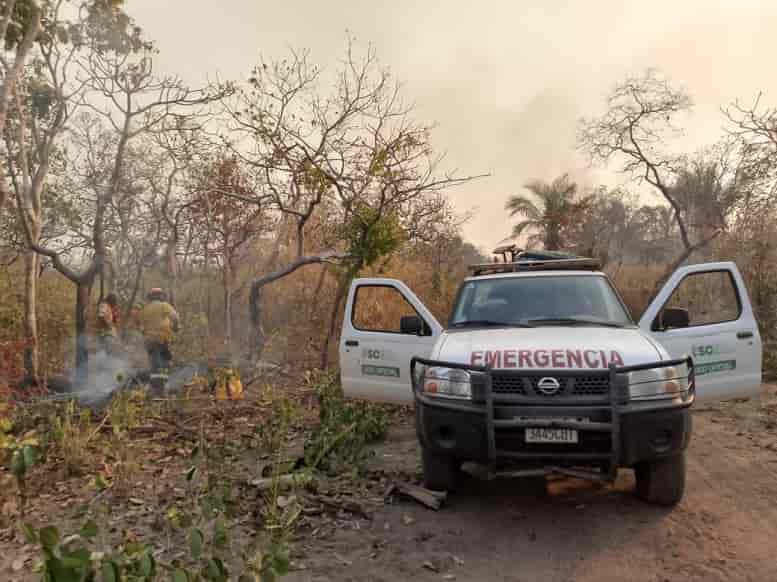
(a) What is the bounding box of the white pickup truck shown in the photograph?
[339,255,762,505]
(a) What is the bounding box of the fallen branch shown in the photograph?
[386,481,447,510]
[85,413,111,444]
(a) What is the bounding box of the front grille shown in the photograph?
[491,372,610,398]
[570,375,610,396]
[491,373,528,395]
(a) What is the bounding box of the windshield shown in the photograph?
[449,275,633,328]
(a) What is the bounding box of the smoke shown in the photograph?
[53,334,204,407]
[47,334,143,407]
[71,342,135,406]
[125,0,777,252]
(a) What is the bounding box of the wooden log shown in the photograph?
[386,481,447,510]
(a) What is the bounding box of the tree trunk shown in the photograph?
[223,260,233,349]
[98,265,105,300]
[73,281,91,387]
[249,282,266,358]
[0,2,41,140]
[432,243,443,298]
[308,265,328,320]
[545,226,561,251]
[320,274,351,370]
[167,240,178,305]
[22,249,40,386]
[124,260,143,324]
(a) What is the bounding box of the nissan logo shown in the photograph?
[537,376,562,395]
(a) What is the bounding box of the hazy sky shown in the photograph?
[126,1,777,251]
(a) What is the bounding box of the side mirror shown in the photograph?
[400,315,423,335]
[660,307,690,330]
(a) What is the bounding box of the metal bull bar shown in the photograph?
[410,355,694,482]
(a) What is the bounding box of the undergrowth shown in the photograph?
[5,367,392,581]
[20,387,295,581]
[49,401,93,477]
[303,369,389,475]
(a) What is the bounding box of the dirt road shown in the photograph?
[290,388,777,582]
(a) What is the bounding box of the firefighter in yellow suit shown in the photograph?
[139,288,180,374]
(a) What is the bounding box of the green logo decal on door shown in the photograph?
[362,365,400,378]
[695,360,736,376]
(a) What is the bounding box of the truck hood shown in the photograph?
[433,327,665,371]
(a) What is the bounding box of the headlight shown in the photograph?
[413,363,427,387]
[421,366,472,399]
[626,363,691,401]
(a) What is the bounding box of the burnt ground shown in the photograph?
[3,385,777,581]
[288,387,777,582]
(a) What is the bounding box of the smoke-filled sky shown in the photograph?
[127,0,777,251]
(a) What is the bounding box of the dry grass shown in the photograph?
[2,244,776,378]
[607,264,663,320]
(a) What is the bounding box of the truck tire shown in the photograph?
[634,453,686,506]
[422,447,459,492]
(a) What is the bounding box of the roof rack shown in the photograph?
[468,257,602,277]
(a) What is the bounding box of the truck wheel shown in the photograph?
[634,453,686,506]
[422,447,459,492]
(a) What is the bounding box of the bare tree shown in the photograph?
[578,70,724,280]
[0,0,42,214]
[190,155,266,350]
[146,119,207,307]
[224,40,482,361]
[724,93,777,210]
[669,143,742,260]
[19,27,228,382]
[2,0,94,384]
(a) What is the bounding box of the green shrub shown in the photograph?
[303,370,389,474]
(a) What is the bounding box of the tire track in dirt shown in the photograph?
[659,413,777,581]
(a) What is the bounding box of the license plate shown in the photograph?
[525,428,578,443]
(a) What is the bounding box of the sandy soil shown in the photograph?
[288,387,777,582]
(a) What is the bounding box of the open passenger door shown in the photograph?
[639,262,762,402]
[340,278,442,404]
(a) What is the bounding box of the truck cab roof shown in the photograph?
[464,270,607,282]
[468,256,602,277]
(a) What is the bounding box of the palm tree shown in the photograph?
[505,173,587,250]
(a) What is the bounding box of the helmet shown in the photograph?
[147,288,165,301]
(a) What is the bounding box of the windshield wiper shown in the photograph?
[525,317,627,328]
[451,320,533,329]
